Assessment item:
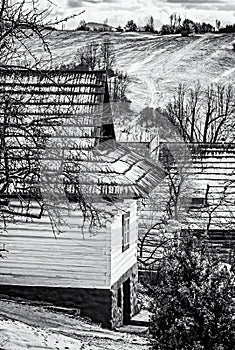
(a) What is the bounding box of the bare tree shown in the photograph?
[178,15,182,27]
[0,1,103,235]
[144,16,154,33]
[216,19,221,32]
[0,69,109,235]
[75,40,101,70]
[74,39,115,72]
[72,40,130,103]
[0,0,82,68]
[138,142,194,269]
[165,82,235,144]
[0,0,51,67]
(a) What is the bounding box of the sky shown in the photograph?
[39,0,235,30]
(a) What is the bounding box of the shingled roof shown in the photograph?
[185,143,235,227]
[160,142,235,261]
[187,143,235,259]
[138,142,235,267]
[0,67,164,207]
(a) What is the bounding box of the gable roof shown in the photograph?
[158,142,235,228]
[185,143,235,260]
[186,143,235,231]
[0,67,164,207]
[138,142,235,267]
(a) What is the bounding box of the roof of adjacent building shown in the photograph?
[159,142,235,227]
[0,67,165,207]
[161,142,235,261]
[138,142,235,267]
[187,143,235,224]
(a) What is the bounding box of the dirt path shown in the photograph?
[0,299,149,350]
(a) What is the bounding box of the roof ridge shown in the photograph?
[0,66,107,75]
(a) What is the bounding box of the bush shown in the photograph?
[149,232,235,350]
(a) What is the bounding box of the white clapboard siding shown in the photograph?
[0,275,108,288]
[0,207,111,288]
[110,201,138,285]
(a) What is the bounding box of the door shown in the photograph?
[123,278,131,324]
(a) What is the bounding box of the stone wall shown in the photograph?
[111,263,138,328]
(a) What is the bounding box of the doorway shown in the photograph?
[123,278,131,324]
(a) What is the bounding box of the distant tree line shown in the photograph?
[119,15,235,35]
[115,15,216,35]
[161,18,215,36]
[47,14,235,35]
[76,17,155,33]
[219,24,235,33]
[75,15,220,36]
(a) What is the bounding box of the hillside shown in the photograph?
[34,31,235,111]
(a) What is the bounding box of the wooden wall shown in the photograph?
[0,200,139,289]
[0,207,112,289]
[110,200,138,286]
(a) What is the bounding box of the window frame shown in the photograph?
[122,212,130,252]
[189,196,208,210]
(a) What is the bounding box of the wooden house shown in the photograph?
[160,142,235,262]
[184,143,235,262]
[0,68,164,328]
[137,141,235,270]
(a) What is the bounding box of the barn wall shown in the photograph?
[110,200,138,286]
[0,207,112,289]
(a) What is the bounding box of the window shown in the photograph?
[122,212,130,252]
[189,197,208,210]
